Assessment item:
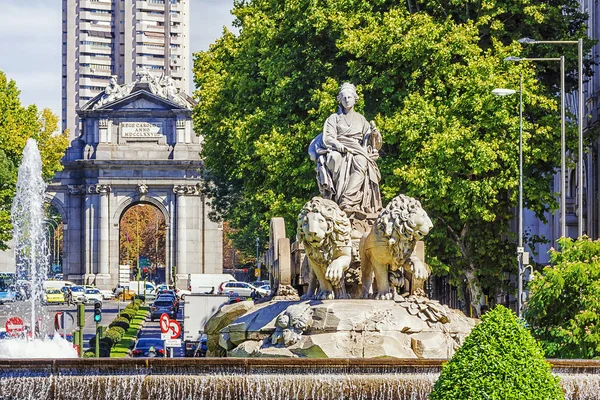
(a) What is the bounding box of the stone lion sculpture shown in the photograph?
[360,194,433,300]
[297,197,352,300]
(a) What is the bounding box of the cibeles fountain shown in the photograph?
[212,82,476,360]
[2,85,600,400]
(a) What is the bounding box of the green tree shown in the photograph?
[0,71,69,249]
[193,0,589,314]
[430,305,563,399]
[525,237,600,358]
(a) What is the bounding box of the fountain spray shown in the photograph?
[10,138,49,336]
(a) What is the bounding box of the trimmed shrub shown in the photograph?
[104,328,123,344]
[120,308,136,320]
[430,305,563,400]
[109,316,130,331]
[83,350,95,358]
[111,326,126,336]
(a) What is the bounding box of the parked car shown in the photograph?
[69,286,86,303]
[175,288,191,299]
[0,288,17,304]
[258,284,272,296]
[44,288,65,305]
[84,288,103,305]
[226,292,244,304]
[219,281,269,298]
[118,289,136,301]
[99,289,115,300]
[131,338,165,357]
[150,299,177,321]
[251,280,269,288]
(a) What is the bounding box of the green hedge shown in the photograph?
[430,305,563,400]
[109,316,130,330]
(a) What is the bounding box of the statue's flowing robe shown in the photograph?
[309,109,382,213]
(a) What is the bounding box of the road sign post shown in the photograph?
[5,317,24,336]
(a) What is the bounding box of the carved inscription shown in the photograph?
[121,122,162,137]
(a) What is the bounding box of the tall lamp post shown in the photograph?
[493,55,565,317]
[519,37,584,237]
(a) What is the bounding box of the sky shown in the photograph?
[0,0,235,118]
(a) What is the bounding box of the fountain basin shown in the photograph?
[0,358,598,400]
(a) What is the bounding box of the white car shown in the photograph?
[100,289,114,300]
[84,288,103,305]
[175,288,191,299]
[219,281,269,297]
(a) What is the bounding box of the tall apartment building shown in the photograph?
[62,0,190,138]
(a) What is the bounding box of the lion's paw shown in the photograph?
[375,291,393,300]
[410,258,429,280]
[325,263,346,286]
[316,290,335,300]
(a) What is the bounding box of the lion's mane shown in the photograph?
[297,197,352,263]
[375,194,427,270]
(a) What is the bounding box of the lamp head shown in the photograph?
[518,37,537,44]
[492,88,517,96]
[504,56,522,62]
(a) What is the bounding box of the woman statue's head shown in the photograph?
[337,82,359,111]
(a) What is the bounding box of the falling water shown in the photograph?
[10,138,49,336]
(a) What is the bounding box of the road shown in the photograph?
[136,302,184,357]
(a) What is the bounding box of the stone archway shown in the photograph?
[44,82,223,289]
[118,201,168,284]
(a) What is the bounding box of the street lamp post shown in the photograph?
[519,37,584,237]
[493,55,565,317]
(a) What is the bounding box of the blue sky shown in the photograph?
[0,0,235,118]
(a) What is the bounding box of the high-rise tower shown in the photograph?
[62,0,190,138]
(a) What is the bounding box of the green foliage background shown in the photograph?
[525,237,600,358]
[193,0,591,312]
[430,305,563,399]
[0,71,69,249]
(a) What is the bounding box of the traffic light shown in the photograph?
[93,302,102,323]
[142,267,148,279]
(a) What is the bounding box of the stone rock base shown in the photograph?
[208,295,477,359]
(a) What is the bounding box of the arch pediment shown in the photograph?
[81,89,192,112]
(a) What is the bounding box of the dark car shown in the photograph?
[227,292,244,304]
[131,338,165,357]
[150,299,177,321]
[156,293,179,314]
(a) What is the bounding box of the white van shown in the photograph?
[188,274,235,294]
[43,280,75,290]
[127,281,156,296]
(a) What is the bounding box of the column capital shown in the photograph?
[68,184,86,195]
[173,184,200,196]
[88,184,111,194]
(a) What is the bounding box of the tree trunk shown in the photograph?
[464,268,484,318]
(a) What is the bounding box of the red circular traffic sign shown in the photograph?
[160,313,170,333]
[168,320,181,339]
[5,317,24,335]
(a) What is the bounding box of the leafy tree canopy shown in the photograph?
[0,71,69,250]
[525,237,600,359]
[430,305,563,399]
[193,0,590,314]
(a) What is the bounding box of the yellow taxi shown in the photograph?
[44,288,66,305]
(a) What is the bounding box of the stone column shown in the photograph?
[96,184,111,276]
[173,185,187,277]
